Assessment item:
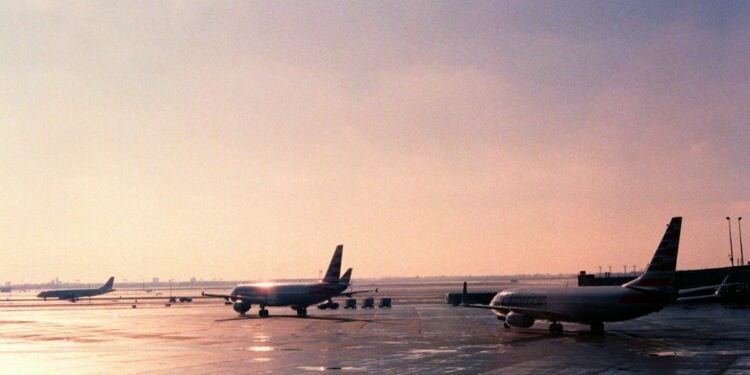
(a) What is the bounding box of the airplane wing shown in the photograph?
[676,275,737,303]
[676,294,720,303]
[461,303,503,310]
[201,291,244,301]
[678,274,729,296]
[339,288,378,298]
[462,302,573,322]
[201,291,268,304]
[497,305,573,322]
[679,285,722,295]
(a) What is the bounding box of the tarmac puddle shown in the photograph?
[649,351,678,357]
[297,366,367,372]
[404,348,459,360]
[253,333,269,342]
[409,348,458,354]
[234,345,274,352]
[247,345,274,352]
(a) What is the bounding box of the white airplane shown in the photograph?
[203,245,375,317]
[37,276,115,302]
[465,217,682,335]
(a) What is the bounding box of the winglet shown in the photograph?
[624,217,682,291]
[716,274,732,299]
[323,245,343,283]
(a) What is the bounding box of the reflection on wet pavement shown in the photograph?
[1,282,750,374]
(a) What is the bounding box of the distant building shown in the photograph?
[152,277,160,284]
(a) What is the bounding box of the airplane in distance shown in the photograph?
[37,276,115,302]
[203,245,375,317]
[465,217,683,335]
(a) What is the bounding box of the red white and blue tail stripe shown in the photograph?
[624,217,682,290]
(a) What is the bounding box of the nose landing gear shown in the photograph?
[293,307,308,317]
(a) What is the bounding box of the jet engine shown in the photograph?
[505,312,535,328]
[233,300,252,315]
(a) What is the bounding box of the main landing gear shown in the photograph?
[259,306,269,318]
[293,307,308,318]
[549,322,563,335]
[590,322,605,335]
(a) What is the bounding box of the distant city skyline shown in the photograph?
[1,1,748,283]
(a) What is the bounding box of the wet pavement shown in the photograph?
[2,282,750,374]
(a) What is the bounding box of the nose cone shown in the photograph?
[36,292,45,298]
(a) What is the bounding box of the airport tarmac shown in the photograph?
[2,280,750,374]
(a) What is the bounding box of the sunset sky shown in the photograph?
[1,1,749,283]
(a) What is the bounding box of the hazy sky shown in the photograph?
[1,1,749,283]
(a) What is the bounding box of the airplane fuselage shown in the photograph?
[491,286,673,324]
[231,282,347,308]
[37,288,113,301]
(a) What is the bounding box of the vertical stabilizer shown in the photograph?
[624,217,682,290]
[101,277,115,291]
[339,268,352,286]
[323,245,343,284]
[461,281,468,304]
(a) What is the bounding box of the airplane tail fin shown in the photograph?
[624,217,682,291]
[339,268,352,286]
[322,245,343,284]
[461,281,468,304]
[101,277,115,291]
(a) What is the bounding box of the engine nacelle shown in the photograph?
[233,301,252,314]
[505,312,535,328]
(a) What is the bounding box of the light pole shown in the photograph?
[739,217,745,266]
[727,217,735,267]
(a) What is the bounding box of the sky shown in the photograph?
[1,1,749,283]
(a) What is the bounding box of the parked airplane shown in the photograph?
[465,217,682,335]
[37,276,115,302]
[203,245,375,317]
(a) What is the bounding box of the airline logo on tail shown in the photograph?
[624,217,682,290]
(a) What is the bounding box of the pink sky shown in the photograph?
[1,2,749,283]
